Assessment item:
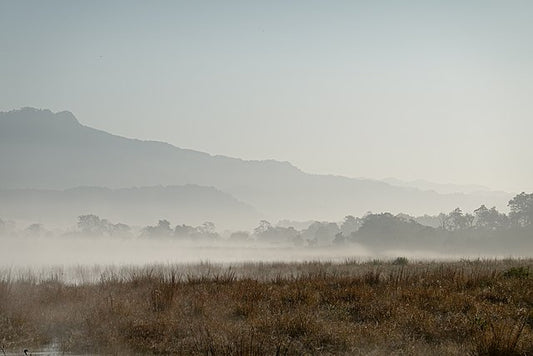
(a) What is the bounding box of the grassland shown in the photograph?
[1,259,532,355]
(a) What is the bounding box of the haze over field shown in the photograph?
[0,1,532,266]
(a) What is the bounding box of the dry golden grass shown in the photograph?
[0,259,532,355]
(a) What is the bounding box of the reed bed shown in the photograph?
[0,259,532,355]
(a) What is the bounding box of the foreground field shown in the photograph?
[1,259,532,355]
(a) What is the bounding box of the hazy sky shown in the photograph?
[1,1,532,192]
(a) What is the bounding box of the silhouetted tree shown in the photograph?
[253,220,299,243]
[111,223,131,236]
[77,215,131,237]
[438,212,448,230]
[173,222,219,240]
[142,219,173,237]
[340,215,361,236]
[78,214,112,235]
[508,192,533,227]
[174,224,196,238]
[441,208,473,231]
[474,205,508,230]
[254,220,272,236]
[354,212,429,247]
[198,222,216,234]
[302,221,340,245]
[195,222,219,239]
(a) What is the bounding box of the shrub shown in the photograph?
[503,267,529,279]
[392,256,409,265]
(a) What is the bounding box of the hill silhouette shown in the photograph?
[0,185,257,229]
[0,108,511,221]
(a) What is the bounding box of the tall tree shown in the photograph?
[474,205,508,230]
[508,192,533,227]
[442,208,473,231]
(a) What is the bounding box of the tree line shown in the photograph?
[1,192,532,251]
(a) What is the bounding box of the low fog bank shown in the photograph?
[1,234,528,287]
[0,233,529,270]
[0,236,372,267]
[1,192,531,268]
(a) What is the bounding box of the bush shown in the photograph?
[392,257,409,265]
[503,267,529,279]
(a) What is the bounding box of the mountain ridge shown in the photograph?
[0,108,513,221]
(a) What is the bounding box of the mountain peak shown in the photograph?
[55,110,79,123]
[0,107,81,126]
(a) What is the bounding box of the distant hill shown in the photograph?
[0,108,513,222]
[381,177,493,194]
[0,185,258,229]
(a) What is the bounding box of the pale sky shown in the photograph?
[1,0,532,192]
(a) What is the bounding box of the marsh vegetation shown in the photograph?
[1,259,532,355]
